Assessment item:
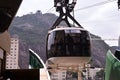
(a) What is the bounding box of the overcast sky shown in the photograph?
[16,0,120,46]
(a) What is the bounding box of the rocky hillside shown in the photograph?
[9,10,110,69]
[90,34,110,67]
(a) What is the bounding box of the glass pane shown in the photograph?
[47,29,91,58]
[65,29,81,33]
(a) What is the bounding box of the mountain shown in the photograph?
[9,10,110,69]
[110,46,120,54]
[90,34,110,67]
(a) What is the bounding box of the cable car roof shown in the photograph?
[48,26,88,33]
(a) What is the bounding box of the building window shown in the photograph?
[62,75,65,77]
[62,72,66,74]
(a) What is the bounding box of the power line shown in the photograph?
[45,6,54,13]
[45,0,117,13]
[75,0,117,11]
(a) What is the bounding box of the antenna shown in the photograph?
[51,0,83,29]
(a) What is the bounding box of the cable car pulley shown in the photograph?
[51,0,83,29]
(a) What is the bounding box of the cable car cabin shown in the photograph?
[46,27,91,59]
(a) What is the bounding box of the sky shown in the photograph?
[16,0,120,46]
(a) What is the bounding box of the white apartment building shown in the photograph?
[51,70,66,80]
[6,38,19,69]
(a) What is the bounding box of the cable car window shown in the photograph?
[47,32,55,50]
[47,29,91,59]
[65,29,81,33]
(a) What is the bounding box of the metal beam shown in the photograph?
[4,69,39,80]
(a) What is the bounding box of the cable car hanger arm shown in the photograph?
[51,0,82,29]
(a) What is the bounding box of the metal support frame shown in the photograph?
[51,0,83,29]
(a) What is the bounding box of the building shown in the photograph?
[6,38,19,69]
[89,68,103,80]
[51,70,66,80]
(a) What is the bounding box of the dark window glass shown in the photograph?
[47,29,91,59]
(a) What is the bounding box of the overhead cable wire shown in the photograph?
[75,0,117,11]
[45,6,54,13]
[45,0,117,13]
